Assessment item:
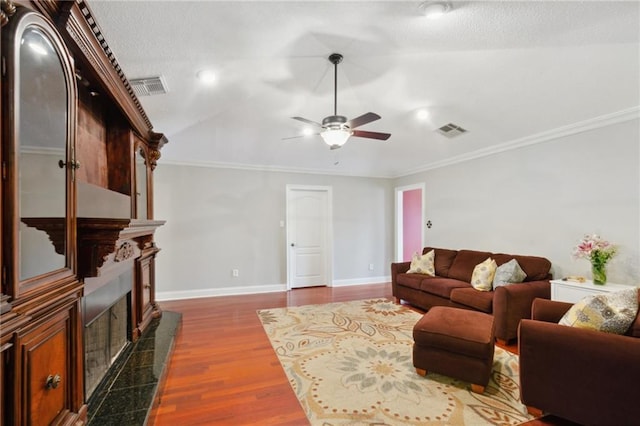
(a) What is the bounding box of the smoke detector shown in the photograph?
[130,76,168,96]
[435,123,468,138]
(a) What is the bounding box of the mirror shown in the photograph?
[135,147,148,219]
[7,11,75,283]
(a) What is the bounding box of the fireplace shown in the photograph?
[84,295,129,397]
[75,218,165,401]
[83,270,134,398]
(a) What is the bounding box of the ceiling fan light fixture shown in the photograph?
[289,53,390,147]
[419,1,452,19]
[321,128,351,148]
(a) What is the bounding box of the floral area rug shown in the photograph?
[257,299,533,426]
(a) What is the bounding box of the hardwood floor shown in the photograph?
[149,283,517,425]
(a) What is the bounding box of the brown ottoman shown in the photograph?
[412,306,496,394]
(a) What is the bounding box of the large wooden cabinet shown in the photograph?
[1,1,167,424]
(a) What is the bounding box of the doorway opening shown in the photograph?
[395,184,425,262]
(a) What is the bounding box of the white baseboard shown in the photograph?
[156,284,287,301]
[331,276,391,287]
[156,277,391,301]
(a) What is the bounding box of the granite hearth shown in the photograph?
[87,311,181,425]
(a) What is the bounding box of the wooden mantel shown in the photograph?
[77,218,165,278]
[22,217,165,278]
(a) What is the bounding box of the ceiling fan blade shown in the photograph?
[292,116,323,127]
[352,130,391,141]
[347,112,381,129]
[282,133,320,140]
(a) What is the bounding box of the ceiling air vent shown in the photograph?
[130,76,168,97]
[435,123,467,138]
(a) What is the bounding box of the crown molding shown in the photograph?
[159,159,393,179]
[398,106,640,178]
[160,107,639,180]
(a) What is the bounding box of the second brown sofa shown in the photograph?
[391,247,552,343]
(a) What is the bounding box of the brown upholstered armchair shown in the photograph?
[518,296,640,425]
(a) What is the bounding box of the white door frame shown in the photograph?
[285,184,333,290]
[394,183,425,262]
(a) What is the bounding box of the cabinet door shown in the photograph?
[134,255,156,338]
[18,307,74,426]
[1,8,77,299]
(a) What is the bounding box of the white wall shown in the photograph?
[153,117,639,300]
[153,166,394,300]
[393,118,640,285]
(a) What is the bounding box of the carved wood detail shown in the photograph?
[77,218,165,278]
[148,132,168,170]
[21,218,66,255]
[114,241,134,262]
[0,0,16,26]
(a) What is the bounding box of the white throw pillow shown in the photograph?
[407,250,435,275]
[559,287,639,335]
[493,259,527,288]
[471,257,497,291]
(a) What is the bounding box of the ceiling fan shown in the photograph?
[289,53,391,150]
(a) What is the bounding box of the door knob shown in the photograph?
[290,243,295,247]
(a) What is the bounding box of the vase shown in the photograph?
[591,263,607,285]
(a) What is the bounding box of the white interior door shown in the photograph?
[286,185,332,289]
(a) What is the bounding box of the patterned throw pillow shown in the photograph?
[559,288,639,335]
[407,250,435,275]
[471,257,497,291]
[493,259,527,288]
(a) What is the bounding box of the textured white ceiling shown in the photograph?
[88,0,640,177]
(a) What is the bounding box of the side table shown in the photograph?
[550,279,634,303]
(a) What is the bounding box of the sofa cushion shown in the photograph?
[423,247,459,277]
[448,250,493,283]
[396,273,425,291]
[493,253,551,282]
[418,277,470,299]
[559,287,639,335]
[450,287,494,313]
[471,258,497,291]
[492,259,527,288]
[407,250,435,275]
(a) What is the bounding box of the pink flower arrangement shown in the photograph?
[572,233,617,266]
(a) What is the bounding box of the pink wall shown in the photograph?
[402,189,422,261]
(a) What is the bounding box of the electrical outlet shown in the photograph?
[232,269,239,277]
[369,263,374,271]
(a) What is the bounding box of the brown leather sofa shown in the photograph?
[391,247,552,343]
[519,296,640,425]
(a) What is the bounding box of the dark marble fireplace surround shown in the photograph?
[72,218,179,425]
[82,266,181,425]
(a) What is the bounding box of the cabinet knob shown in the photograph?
[45,374,61,390]
[58,160,81,169]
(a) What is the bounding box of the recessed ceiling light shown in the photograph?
[416,109,430,120]
[197,69,216,85]
[302,127,314,136]
[419,1,452,19]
